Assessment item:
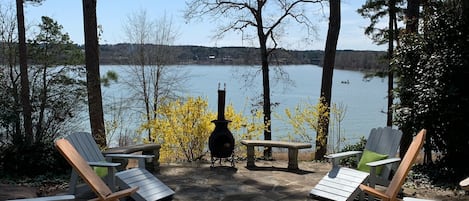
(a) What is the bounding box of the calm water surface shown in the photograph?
[98,65,388,148]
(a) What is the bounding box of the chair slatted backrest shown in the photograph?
[365,127,403,178]
[385,129,426,199]
[66,132,105,162]
[55,138,112,199]
[366,127,402,156]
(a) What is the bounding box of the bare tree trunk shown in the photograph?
[15,0,33,145]
[406,0,420,33]
[137,43,152,141]
[386,0,396,127]
[255,4,273,159]
[83,0,106,147]
[315,0,340,160]
[400,0,420,158]
[261,44,272,159]
[36,60,48,141]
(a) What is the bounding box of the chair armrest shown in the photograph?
[366,157,401,187]
[88,161,121,167]
[326,151,362,167]
[460,177,469,190]
[89,187,139,201]
[366,157,401,167]
[104,154,154,168]
[326,151,362,159]
[359,184,389,200]
[104,153,154,159]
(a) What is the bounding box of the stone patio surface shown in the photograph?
[3,159,467,200]
[74,159,331,201]
[158,160,330,201]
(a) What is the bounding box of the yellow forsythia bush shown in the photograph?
[140,96,262,162]
[278,98,329,143]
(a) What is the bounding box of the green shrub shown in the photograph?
[338,136,367,167]
[0,141,69,177]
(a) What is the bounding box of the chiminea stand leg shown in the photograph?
[211,156,215,168]
[230,154,235,167]
[210,156,235,168]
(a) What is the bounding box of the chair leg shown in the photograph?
[69,170,78,194]
[105,167,116,192]
[137,158,146,168]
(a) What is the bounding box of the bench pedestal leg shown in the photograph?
[143,147,160,173]
[288,148,299,170]
[246,145,255,168]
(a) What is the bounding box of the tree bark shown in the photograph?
[405,0,420,33]
[258,25,272,159]
[386,0,396,127]
[261,44,272,159]
[83,0,106,147]
[315,0,340,160]
[400,0,420,158]
[15,0,33,145]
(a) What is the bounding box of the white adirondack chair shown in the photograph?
[310,127,403,201]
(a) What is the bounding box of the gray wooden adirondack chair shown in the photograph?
[310,127,403,201]
[56,138,139,201]
[66,132,174,201]
[361,129,426,201]
[66,132,151,194]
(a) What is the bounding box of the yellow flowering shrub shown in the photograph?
[277,98,329,143]
[140,96,264,162]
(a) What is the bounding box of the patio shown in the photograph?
[72,159,466,201]
[1,159,467,200]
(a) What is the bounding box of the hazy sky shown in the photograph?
[6,0,386,51]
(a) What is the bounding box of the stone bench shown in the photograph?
[240,140,312,170]
[103,144,161,173]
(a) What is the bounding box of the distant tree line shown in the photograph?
[97,44,387,72]
[0,42,388,72]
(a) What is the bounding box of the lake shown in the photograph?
[97,64,388,148]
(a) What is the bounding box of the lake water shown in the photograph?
[97,64,388,148]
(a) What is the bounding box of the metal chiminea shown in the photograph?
[208,83,235,167]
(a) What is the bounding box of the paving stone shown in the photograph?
[157,160,330,200]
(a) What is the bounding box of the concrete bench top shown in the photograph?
[240,140,312,149]
[103,143,161,154]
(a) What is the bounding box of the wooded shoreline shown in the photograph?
[98,44,388,72]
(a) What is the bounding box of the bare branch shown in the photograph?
[184,0,324,155]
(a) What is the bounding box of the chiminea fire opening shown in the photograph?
[208,83,235,167]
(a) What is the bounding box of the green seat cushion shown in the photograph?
[93,166,108,178]
[357,149,388,175]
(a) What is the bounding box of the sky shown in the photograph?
[4,0,386,51]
